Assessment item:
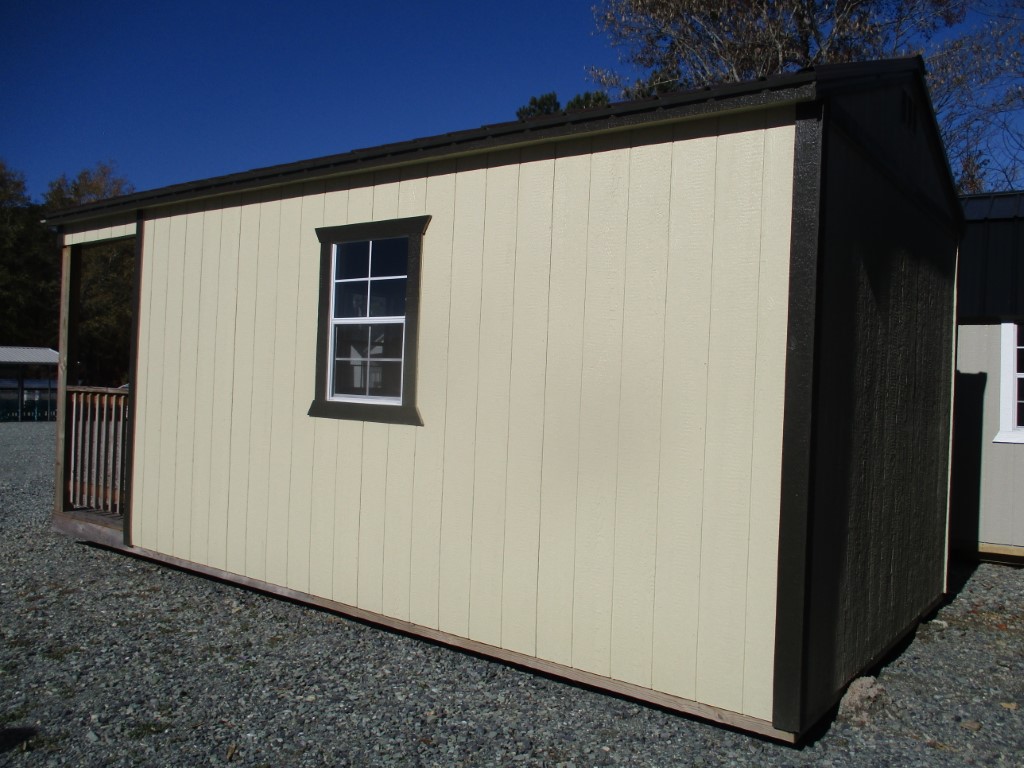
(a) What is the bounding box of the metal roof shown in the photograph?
[958,193,1024,320]
[43,57,930,227]
[0,347,59,365]
[962,192,1024,221]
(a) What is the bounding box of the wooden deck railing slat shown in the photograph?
[66,386,128,517]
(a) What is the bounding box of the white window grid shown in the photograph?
[328,240,406,405]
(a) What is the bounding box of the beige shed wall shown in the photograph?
[64,213,137,245]
[126,108,795,720]
[956,324,1024,549]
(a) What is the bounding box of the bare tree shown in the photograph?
[593,0,1024,191]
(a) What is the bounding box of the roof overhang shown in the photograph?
[43,57,936,228]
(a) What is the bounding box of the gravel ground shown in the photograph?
[1,422,1022,767]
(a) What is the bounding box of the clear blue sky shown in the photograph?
[1,1,626,202]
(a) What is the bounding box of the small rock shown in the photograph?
[837,677,889,727]
[960,720,983,732]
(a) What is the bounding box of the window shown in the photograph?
[308,215,430,425]
[995,322,1024,443]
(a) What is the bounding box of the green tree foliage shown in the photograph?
[517,90,613,120]
[0,160,134,386]
[517,92,562,120]
[44,160,134,212]
[592,0,1024,191]
[0,161,60,349]
[565,91,611,112]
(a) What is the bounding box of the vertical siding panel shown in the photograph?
[158,209,188,556]
[438,157,486,636]
[332,421,361,604]
[207,199,242,571]
[358,423,389,613]
[226,194,262,575]
[469,155,520,647]
[381,171,424,620]
[695,113,766,713]
[409,161,456,629]
[305,183,344,595]
[352,180,390,613]
[610,129,673,687]
[979,325,1016,545]
[743,118,795,719]
[298,182,330,597]
[189,204,223,566]
[174,207,203,561]
[573,134,630,676]
[136,217,169,551]
[651,122,718,699]
[245,191,282,581]
[265,193,304,588]
[325,184,360,604]
[501,145,554,655]
[536,141,591,665]
[175,206,204,560]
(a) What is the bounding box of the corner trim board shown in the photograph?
[772,99,826,734]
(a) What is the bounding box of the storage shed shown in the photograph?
[46,57,960,741]
[952,191,1024,559]
[0,346,58,421]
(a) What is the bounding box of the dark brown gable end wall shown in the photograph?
[775,73,959,735]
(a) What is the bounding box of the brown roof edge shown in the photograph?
[43,57,927,227]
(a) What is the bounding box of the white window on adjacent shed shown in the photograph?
[309,215,430,426]
[995,322,1024,442]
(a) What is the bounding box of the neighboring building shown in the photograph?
[43,57,960,742]
[0,346,58,421]
[952,192,1024,559]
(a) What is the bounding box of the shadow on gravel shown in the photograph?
[0,726,39,753]
[945,556,980,600]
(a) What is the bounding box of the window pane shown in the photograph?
[336,241,370,280]
[370,238,408,277]
[1018,323,1024,347]
[334,281,368,318]
[333,359,368,397]
[367,361,402,398]
[368,323,404,358]
[1017,347,1024,374]
[368,278,407,316]
[334,323,371,359]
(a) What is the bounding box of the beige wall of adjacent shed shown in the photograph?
[956,324,1024,549]
[119,107,795,720]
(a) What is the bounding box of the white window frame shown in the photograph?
[995,322,1024,443]
[328,240,407,406]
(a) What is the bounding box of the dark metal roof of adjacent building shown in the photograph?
[962,191,1024,221]
[0,347,59,365]
[44,57,932,227]
[959,192,1024,321]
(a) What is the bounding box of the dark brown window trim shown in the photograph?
[309,214,431,426]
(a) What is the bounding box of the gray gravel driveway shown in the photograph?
[1,422,1022,767]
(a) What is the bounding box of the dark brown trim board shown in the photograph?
[54,242,79,518]
[772,101,825,735]
[122,216,145,546]
[309,215,430,426]
[60,531,799,743]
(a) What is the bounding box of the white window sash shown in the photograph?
[995,322,1024,442]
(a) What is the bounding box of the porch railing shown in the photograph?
[66,386,129,516]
